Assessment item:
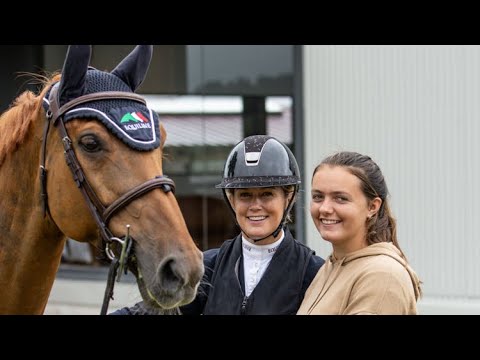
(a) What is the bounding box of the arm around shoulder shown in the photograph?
[109,302,150,315]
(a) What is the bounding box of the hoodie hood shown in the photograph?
[332,243,422,300]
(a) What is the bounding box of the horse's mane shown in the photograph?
[0,73,61,167]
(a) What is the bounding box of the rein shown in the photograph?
[39,85,175,315]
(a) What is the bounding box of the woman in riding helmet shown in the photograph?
[112,135,324,315]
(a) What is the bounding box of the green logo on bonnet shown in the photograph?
[121,111,149,123]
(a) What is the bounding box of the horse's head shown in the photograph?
[43,45,204,310]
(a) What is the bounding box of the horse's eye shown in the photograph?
[79,135,102,153]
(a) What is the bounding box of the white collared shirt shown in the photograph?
[242,232,285,297]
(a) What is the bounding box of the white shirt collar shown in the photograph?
[241,231,285,258]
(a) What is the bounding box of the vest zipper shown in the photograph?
[241,296,248,315]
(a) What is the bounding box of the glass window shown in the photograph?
[186,45,293,95]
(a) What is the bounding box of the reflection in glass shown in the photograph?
[186,45,293,96]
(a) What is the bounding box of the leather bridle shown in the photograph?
[39,84,175,314]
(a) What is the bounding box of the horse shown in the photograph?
[0,45,204,314]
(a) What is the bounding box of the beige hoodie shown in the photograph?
[297,243,421,315]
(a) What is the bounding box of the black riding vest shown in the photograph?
[203,232,314,315]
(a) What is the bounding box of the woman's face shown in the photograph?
[229,187,289,243]
[310,165,379,255]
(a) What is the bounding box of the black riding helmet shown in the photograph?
[216,135,301,241]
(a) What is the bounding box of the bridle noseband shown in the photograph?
[39,85,175,314]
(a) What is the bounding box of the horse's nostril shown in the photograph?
[158,257,185,292]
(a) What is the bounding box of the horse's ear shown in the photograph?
[58,45,92,106]
[111,45,153,92]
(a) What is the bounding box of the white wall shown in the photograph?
[303,45,480,314]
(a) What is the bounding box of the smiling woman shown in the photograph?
[297,151,422,315]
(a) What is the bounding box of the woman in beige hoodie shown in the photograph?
[297,151,421,315]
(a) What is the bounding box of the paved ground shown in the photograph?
[44,264,141,315]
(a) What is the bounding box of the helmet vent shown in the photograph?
[245,151,261,166]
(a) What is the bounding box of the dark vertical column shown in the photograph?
[242,95,266,138]
[293,45,305,244]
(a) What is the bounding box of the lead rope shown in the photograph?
[100,225,134,315]
[101,258,119,315]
